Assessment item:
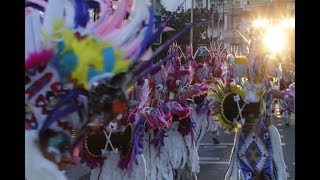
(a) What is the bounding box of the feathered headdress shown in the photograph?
[207,80,245,132]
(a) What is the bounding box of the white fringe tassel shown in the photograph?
[268,125,287,180]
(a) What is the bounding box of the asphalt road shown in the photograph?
[197,104,295,180]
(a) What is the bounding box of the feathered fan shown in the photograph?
[208,80,245,132]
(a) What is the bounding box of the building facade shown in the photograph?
[153,0,294,54]
[222,0,295,53]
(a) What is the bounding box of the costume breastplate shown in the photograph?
[237,118,274,180]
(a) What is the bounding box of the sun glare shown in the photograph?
[263,27,285,53]
[252,19,269,28]
[281,18,295,28]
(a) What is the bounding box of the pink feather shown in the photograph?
[178,69,190,85]
[162,26,175,32]
[94,0,131,37]
[88,0,112,31]
[166,101,191,120]
[25,7,33,16]
[104,0,149,48]
[144,108,172,129]
[192,82,209,95]
[25,49,54,70]
[123,39,142,59]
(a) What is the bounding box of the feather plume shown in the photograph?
[132,6,154,61]
[138,79,151,109]
[25,9,43,59]
[64,0,75,28]
[42,0,65,41]
[166,101,191,120]
[94,0,130,37]
[25,49,54,70]
[74,0,90,28]
[107,0,149,48]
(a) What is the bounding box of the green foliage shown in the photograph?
[153,6,220,60]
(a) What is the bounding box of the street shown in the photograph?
[197,104,295,179]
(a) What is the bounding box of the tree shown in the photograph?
[152,6,217,60]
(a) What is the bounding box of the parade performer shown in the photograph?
[205,28,290,180]
[25,1,91,179]
[278,61,295,125]
[75,0,193,179]
[25,0,192,179]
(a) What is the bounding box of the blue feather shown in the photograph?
[87,67,101,82]
[74,0,90,28]
[132,6,154,61]
[53,46,78,83]
[132,119,145,165]
[102,48,115,72]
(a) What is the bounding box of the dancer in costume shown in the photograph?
[278,61,295,125]
[205,27,290,180]
[25,1,91,179]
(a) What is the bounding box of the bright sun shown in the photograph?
[263,27,285,53]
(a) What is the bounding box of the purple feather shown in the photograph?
[118,119,145,170]
[144,108,172,130]
[193,82,209,95]
[132,24,193,74]
[135,55,172,80]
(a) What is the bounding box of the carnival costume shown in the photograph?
[25,0,199,179]
[220,29,290,180]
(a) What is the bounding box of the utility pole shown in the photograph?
[190,0,194,45]
[211,6,214,44]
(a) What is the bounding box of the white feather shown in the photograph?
[184,134,200,173]
[90,151,146,180]
[139,79,150,109]
[25,10,42,59]
[143,132,173,180]
[224,129,241,180]
[42,0,66,44]
[64,0,75,28]
[164,122,187,169]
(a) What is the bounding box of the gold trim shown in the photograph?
[84,134,104,158]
